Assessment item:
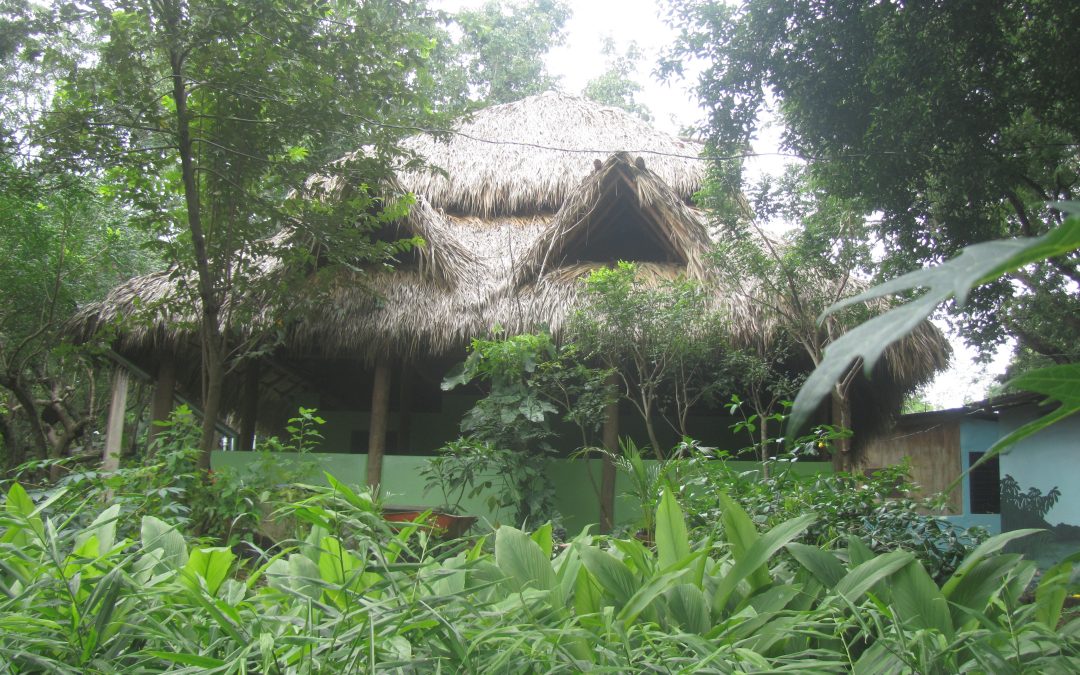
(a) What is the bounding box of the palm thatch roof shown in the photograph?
[398,91,705,216]
[70,92,949,429]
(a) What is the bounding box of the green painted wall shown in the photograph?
[212,451,833,534]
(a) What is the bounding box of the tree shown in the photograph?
[708,166,875,467]
[582,37,652,121]
[570,263,731,457]
[0,1,154,473]
[664,0,1080,366]
[436,0,570,106]
[41,0,453,466]
[0,161,152,471]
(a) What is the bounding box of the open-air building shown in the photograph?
[71,93,949,531]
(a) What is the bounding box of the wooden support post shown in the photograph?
[397,365,413,455]
[831,389,853,472]
[600,377,619,534]
[103,368,129,473]
[367,359,392,491]
[239,360,260,452]
[147,354,176,453]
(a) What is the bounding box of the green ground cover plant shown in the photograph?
[2,469,1076,672]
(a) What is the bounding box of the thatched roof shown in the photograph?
[70,92,949,427]
[398,92,705,216]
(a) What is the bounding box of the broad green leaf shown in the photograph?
[712,513,816,612]
[140,516,188,569]
[786,542,846,589]
[846,536,875,567]
[2,484,44,545]
[495,525,555,592]
[579,545,638,608]
[325,474,375,512]
[889,561,953,637]
[184,547,236,596]
[947,554,1023,626]
[4,483,34,518]
[76,504,121,558]
[942,528,1041,598]
[1035,559,1073,629]
[717,491,769,589]
[611,538,654,577]
[665,583,711,634]
[618,568,689,626]
[833,550,914,602]
[574,565,602,616]
[655,488,691,571]
[748,584,800,614]
[789,216,1080,433]
[530,522,554,559]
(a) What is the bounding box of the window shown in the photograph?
[968,451,1000,514]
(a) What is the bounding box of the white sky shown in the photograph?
[433,0,1012,408]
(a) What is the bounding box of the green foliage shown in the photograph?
[572,263,734,453]
[38,0,456,462]
[443,330,613,526]
[0,160,153,469]
[789,209,1080,442]
[1,473,1077,670]
[435,0,570,106]
[681,459,985,583]
[665,0,1080,362]
[582,36,652,121]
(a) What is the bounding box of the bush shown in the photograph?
[0,475,1075,671]
[680,455,986,582]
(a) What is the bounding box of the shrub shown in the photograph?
[680,455,986,582]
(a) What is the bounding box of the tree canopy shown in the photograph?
[436,0,570,107]
[665,0,1080,365]
[582,37,652,121]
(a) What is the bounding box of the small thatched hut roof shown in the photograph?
[70,92,949,433]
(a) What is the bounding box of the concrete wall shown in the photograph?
[211,451,832,535]
[998,406,1080,528]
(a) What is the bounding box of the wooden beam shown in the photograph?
[147,354,177,453]
[239,360,260,452]
[367,359,392,491]
[600,375,619,533]
[397,365,414,455]
[102,368,129,473]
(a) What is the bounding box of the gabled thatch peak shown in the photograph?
[398,92,705,217]
[512,152,712,289]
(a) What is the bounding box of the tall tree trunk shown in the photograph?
[830,387,853,472]
[600,375,619,533]
[103,368,129,473]
[0,372,48,461]
[148,354,177,454]
[170,44,227,469]
[0,408,22,472]
[367,359,392,491]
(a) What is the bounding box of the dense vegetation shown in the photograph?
[2,0,1080,669]
[2,462,1075,672]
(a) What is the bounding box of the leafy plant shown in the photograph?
[571,263,732,454]
[443,331,612,526]
[789,206,1080,456]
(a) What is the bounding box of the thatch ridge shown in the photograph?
[511,152,713,289]
[398,92,706,217]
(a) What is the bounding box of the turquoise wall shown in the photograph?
[998,407,1080,528]
[212,451,833,535]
